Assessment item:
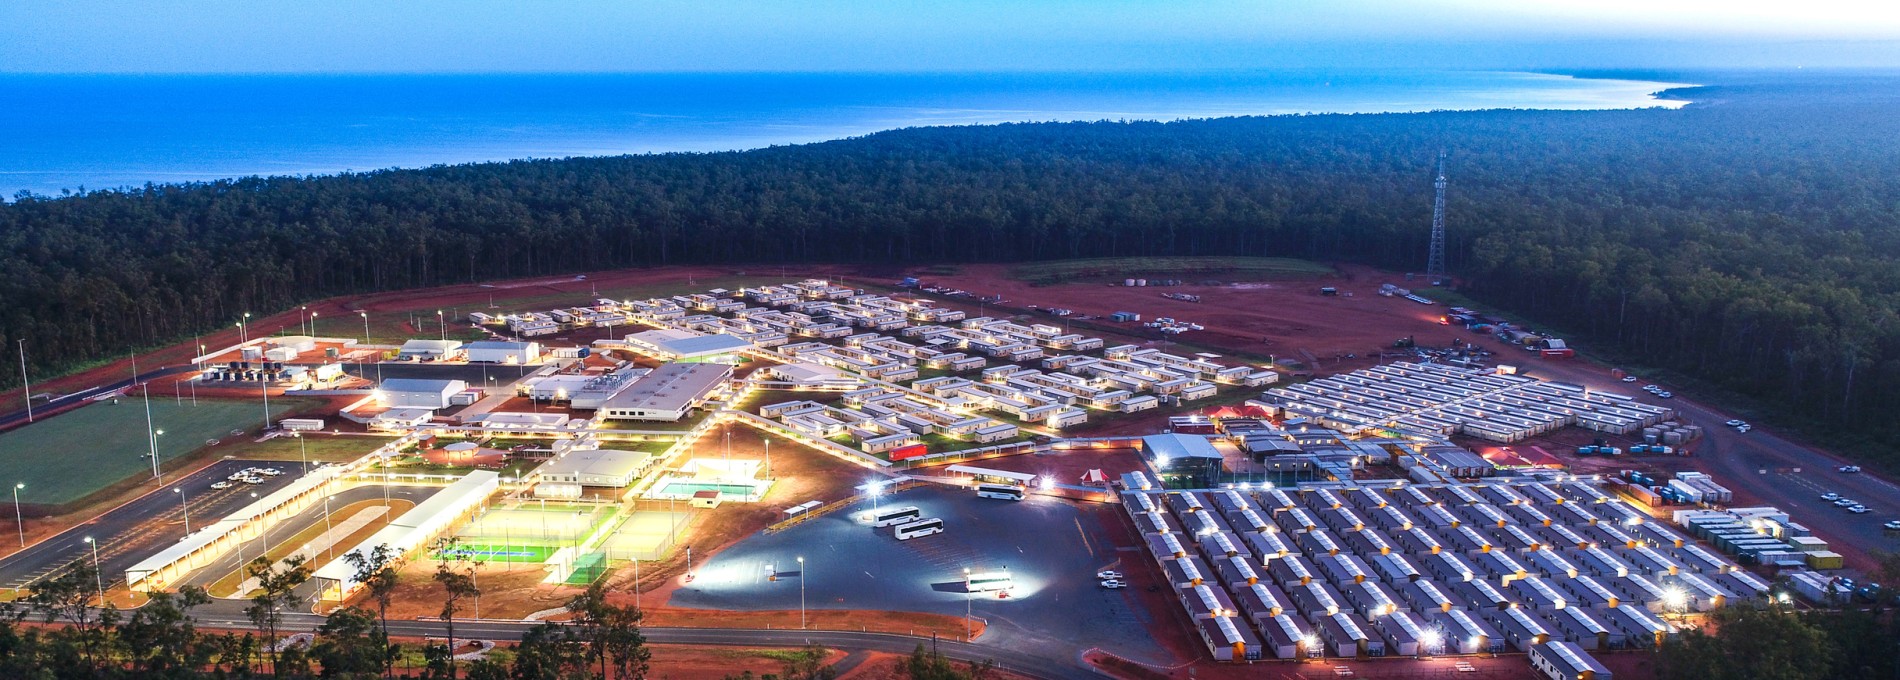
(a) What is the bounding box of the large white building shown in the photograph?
[464,340,542,364]
[599,363,732,421]
[379,378,468,410]
[534,449,657,490]
[625,329,753,363]
[397,339,464,361]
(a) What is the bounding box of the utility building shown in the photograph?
[599,363,732,421]
[464,340,543,364]
[378,378,468,410]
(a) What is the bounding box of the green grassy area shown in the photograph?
[217,433,396,462]
[0,398,305,506]
[1009,257,1334,285]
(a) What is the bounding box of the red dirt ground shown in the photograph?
[885,264,1486,373]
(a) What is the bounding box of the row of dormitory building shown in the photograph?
[1258,361,1671,443]
[1115,473,1794,668]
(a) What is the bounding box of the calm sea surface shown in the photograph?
[0,70,1690,197]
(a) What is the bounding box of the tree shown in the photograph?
[779,645,838,680]
[433,558,481,680]
[508,623,587,680]
[566,582,649,679]
[244,555,313,677]
[116,586,214,678]
[1656,607,1835,680]
[902,644,992,680]
[342,543,403,678]
[313,607,391,679]
[24,559,115,672]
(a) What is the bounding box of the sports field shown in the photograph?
[602,511,689,561]
[452,501,619,562]
[0,398,297,505]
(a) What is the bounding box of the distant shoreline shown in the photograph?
[1,69,1693,199]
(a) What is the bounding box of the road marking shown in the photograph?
[1074,518,1095,557]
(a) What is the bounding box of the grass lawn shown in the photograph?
[0,398,306,506]
[1009,256,1333,285]
[217,433,397,462]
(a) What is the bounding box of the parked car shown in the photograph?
[1095,570,1123,580]
[1100,580,1127,589]
[210,482,232,490]
[1882,520,1900,531]
[1849,506,1872,514]
[1726,419,1745,427]
[260,468,282,476]
[1834,499,1857,507]
[1840,465,1863,473]
[1621,376,1638,383]
[1822,492,1841,501]
[1657,392,1674,399]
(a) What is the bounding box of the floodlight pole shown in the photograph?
[798,555,806,629]
[173,488,190,534]
[964,567,973,641]
[295,433,307,475]
[136,355,160,480]
[84,537,102,604]
[16,340,31,423]
[12,484,24,547]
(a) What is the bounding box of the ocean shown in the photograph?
[0,70,1690,197]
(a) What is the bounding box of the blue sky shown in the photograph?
[3,0,1897,73]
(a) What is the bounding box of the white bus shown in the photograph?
[975,483,1026,501]
[966,570,1014,592]
[869,505,923,527]
[894,517,944,540]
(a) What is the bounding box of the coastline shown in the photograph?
[1,69,1694,199]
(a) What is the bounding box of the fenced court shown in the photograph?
[0,398,299,506]
[451,500,619,562]
[602,510,690,561]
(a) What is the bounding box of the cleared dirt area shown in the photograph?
[889,263,1475,373]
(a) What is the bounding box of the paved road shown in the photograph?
[1516,357,1900,570]
[0,365,198,431]
[173,610,1100,680]
[0,459,302,593]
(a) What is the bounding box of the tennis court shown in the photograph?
[602,510,690,561]
[452,501,619,562]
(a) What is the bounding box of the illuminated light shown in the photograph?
[1662,588,1688,610]
[1420,629,1443,651]
[1302,634,1319,649]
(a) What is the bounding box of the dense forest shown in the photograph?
[5,72,1900,461]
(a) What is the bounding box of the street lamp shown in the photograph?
[83,537,102,604]
[293,432,308,474]
[173,488,190,534]
[798,555,807,629]
[11,483,23,547]
[437,310,446,342]
[963,567,973,640]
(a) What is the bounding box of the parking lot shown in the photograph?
[667,486,1168,665]
[0,459,303,593]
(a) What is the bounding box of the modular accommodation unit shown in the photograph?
[1319,611,1382,658]
[1236,582,1292,623]
[1435,608,1504,655]
[1195,616,1258,662]
[1290,581,1346,621]
[1378,610,1430,656]
[1492,606,1553,651]
[1607,604,1673,649]
[1372,552,1421,583]
[1270,555,1317,588]
[1401,578,1459,615]
[1346,580,1401,619]
[1510,576,1569,610]
[1455,578,1512,612]
[1529,641,1612,680]
[1258,614,1312,660]
[1546,606,1613,650]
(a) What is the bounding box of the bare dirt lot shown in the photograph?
[887,263,1481,373]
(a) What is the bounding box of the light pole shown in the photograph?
[438,310,446,342]
[764,437,772,480]
[260,371,272,431]
[16,340,31,424]
[84,537,102,604]
[963,567,972,640]
[137,355,159,479]
[798,555,807,629]
[323,495,335,559]
[173,488,190,534]
[240,492,258,565]
[11,483,23,547]
[294,432,308,474]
